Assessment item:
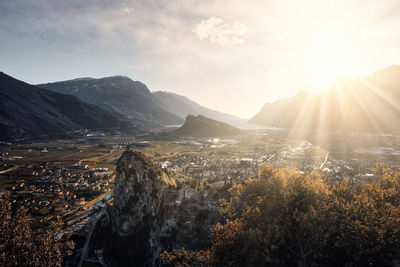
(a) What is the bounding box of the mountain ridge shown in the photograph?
[0,72,141,140]
[250,65,400,133]
[38,75,249,129]
[37,76,183,126]
[153,91,243,123]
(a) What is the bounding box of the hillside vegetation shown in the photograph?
[162,163,400,266]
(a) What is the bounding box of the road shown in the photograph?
[266,154,276,162]
[77,208,107,267]
[0,165,17,174]
[84,191,111,209]
[319,152,330,169]
[66,191,111,223]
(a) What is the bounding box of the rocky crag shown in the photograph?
[88,151,224,266]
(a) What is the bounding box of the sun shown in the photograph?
[305,32,358,92]
[312,37,353,77]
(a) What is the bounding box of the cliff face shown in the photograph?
[111,151,176,236]
[91,151,222,267]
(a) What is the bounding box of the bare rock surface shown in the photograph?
[90,151,222,266]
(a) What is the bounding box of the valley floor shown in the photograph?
[2,129,400,265]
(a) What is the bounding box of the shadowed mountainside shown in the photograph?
[38,76,183,127]
[0,72,141,140]
[38,76,251,129]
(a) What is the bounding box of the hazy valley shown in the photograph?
[2,64,400,266]
[6,1,400,266]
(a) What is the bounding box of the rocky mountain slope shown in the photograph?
[38,76,250,129]
[174,115,243,137]
[250,65,400,133]
[0,72,141,140]
[38,76,183,127]
[153,91,245,126]
[89,151,222,266]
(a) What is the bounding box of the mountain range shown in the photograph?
[38,76,183,127]
[38,77,244,127]
[250,65,400,133]
[0,72,246,140]
[153,91,245,126]
[0,72,140,140]
[2,64,400,141]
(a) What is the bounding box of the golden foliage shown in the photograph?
[162,163,400,266]
[0,195,73,266]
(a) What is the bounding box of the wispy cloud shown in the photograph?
[193,17,247,44]
[1,0,400,117]
[122,7,134,14]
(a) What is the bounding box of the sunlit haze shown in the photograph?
[1,0,400,117]
[4,2,400,266]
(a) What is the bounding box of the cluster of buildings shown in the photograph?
[1,131,400,249]
[155,133,400,185]
[1,160,114,235]
[156,151,262,184]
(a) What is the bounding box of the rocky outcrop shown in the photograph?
[111,151,176,236]
[174,115,243,137]
[90,151,222,266]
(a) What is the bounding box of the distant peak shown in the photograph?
[153,91,176,95]
[295,90,313,98]
[372,64,400,77]
[185,114,203,120]
[107,75,131,79]
[70,77,94,81]
[384,64,400,70]
[382,64,400,71]
[100,75,134,82]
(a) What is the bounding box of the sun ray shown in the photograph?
[343,80,384,132]
[287,92,317,139]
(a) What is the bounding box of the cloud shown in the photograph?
[193,17,247,44]
[122,7,134,13]
[2,0,400,117]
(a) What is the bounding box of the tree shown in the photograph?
[162,164,400,266]
[0,195,73,266]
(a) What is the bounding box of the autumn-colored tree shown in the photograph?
[160,248,212,267]
[0,195,74,267]
[162,163,400,267]
[326,163,400,266]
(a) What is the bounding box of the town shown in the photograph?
[2,129,400,264]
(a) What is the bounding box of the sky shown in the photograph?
[1,0,400,118]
